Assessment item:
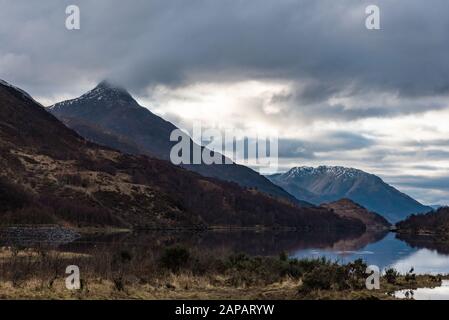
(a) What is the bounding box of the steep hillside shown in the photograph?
[49,81,305,205]
[0,80,362,233]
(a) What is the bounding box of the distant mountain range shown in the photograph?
[267,166,432,223]
[0,79,364,232]
[49,81,305,206]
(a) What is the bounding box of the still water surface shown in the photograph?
[56,229,449,275]
[3,228,449,275]
[291,232,449,274]
[394,280,449,300]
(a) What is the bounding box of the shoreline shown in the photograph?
[0,224,361,235]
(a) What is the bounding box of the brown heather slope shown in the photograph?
[321,199,391,231]
[0,80,365,233]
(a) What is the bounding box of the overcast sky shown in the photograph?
[1,0,449,205]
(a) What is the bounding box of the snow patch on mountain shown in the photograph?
[285,166,367,180]
[267,165,432,222]
[49,81,136,112]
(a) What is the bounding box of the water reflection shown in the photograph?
[59,229,367,256]
[57,229,449,275]
[292,232,413,270]
[291,232,449,274]
[397,233,449,255]
[4,227,449,275]
[395,280,449,300]
[391,249,449,274]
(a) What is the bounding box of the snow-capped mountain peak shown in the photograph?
[285,166,365,179]
[49,80,137,112]
[82,80,133,101]
[268,165,432,223]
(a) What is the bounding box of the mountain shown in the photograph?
[396,207,449,235]
[0,79,363,233]
[321,199,391,231]
[267,166,432,223]
[396,206,449,256]
[48,81,306,206]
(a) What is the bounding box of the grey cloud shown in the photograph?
[389,175,449,192]
[278,131,374,158]
[2,0,449,204]
[377,149,449,162]
[277,141,316,159]
[268,86,449,123]
[409,165,444,171]
[2,0,449,103]
[405,139,449,148]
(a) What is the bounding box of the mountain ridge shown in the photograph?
[0,79,359,232]
[49,81,308,206]
[268,166,432,223]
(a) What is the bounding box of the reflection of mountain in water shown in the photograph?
[391,249,449,274]
[59,229,367,256]
[191,230,367,256]
[325,230,388,253]
[397,233,449,255]
[9,228,449,275]
[292,232,415,270]
[312,232,449,274]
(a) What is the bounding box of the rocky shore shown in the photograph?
[0,226,80,247]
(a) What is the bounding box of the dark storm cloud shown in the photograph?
[2,0,449,102]
[1,0,449,204]
[376,149,449,162]
[278,131,374,158]
[267,84,449,122]
[389,175,449,192]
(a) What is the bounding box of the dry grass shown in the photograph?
[0,247,442,300]
[0,273,440,300]
[0,275,300,300]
